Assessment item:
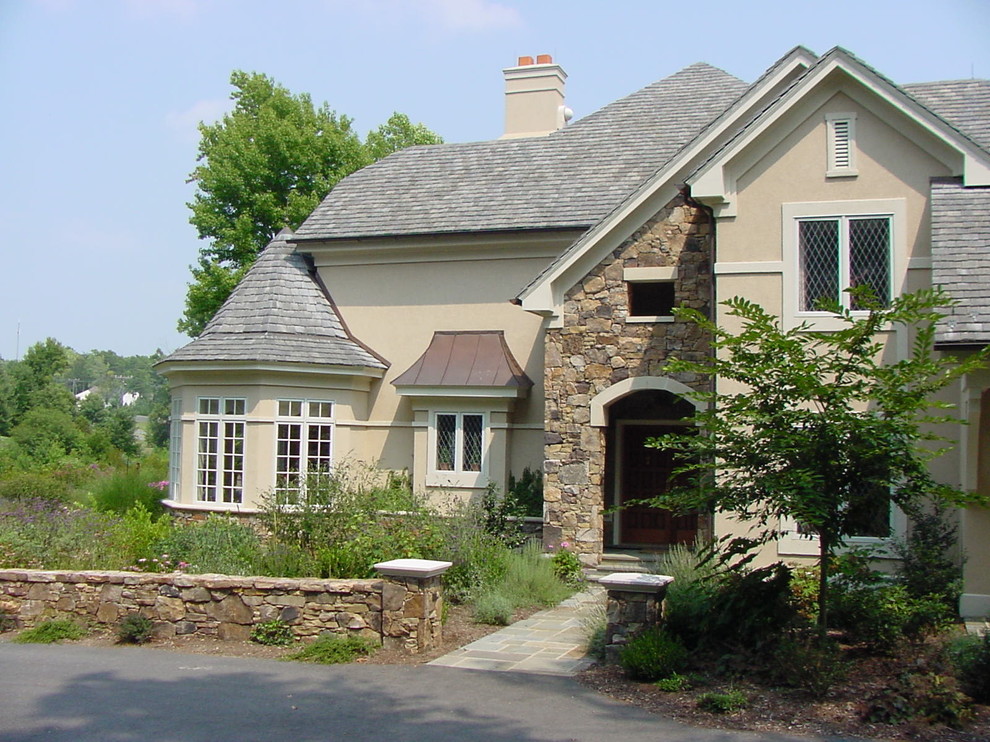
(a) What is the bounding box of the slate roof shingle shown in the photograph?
[161,230,387,368]
[903,79,990,153]
[931,178,990,347]
[293,63,749,240]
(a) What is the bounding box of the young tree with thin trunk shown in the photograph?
[646,287,988,636]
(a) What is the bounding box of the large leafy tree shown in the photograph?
[180,71,443,336]
[647,288,988,635]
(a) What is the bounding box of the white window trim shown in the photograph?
[168,397,182,501]
[273,399,336,495]
[782,199,906,331]
[778,505,908,558]
[195,396,247,506]
[826,112,858,177]
[426,410,488,489]
[624,266,679,322]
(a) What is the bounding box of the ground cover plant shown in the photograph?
[283,634,375,664]
[13,618,87,644]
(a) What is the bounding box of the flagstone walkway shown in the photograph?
[428,585,605,675]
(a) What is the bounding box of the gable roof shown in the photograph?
[903,79,990,152]
[293,63,749,241]
[931,178,990,347]
[159,230,387,370]
[517,47,990,319]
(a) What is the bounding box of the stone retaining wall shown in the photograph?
[0,568,444,653]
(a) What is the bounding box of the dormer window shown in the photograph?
[826,113,857,177]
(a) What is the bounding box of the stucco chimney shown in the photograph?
[500,54,570,139]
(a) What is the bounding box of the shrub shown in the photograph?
[285,634,375,664]
[507,466,543,518]
[619,629,688,681]
[117,613,154,644]
[654,539,719,649]
[480,483,526,547]
[440,506,510,602]
[153,515,262,576]
[497,540,571,608]
[703,563,797,652]
[14,618,87,644]
[107,504,173,568]
[947,631,990,703]
[654,673,693,692]
[770,632,846,695]
[830,582,949,653]
[472,591,515,625]
[251,620,295,646]
[549,543,584,585]
[89,466,167,516]
[863,672,972,728]
[893,500,963,613]
[0,472,71,502]
[697,689,749,714]
[581,600,607,662]
[0,497,115,570]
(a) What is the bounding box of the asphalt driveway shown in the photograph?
[0,644,833,742]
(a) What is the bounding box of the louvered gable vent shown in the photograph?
[826,112,857,177]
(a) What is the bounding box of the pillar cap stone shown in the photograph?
[374,559,453,579]
[599,573,673,593]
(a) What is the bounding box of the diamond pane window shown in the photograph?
[799,220,839,310]
[436,414,456,471]
[849,218,890,309]
[798,215,890,312]
[462,415,483,472]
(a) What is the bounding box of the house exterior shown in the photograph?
[157,48,990,619]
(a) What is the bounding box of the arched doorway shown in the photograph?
[602,387,699,549]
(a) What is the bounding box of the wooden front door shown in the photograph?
[617,424,698,546]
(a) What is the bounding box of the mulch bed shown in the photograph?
[577,640,990,742]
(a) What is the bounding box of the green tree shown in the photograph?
[181,72,443,336]
[646,288,988,636]
[364,112,443,161]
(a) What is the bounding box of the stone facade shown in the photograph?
[0,568,444,653]
[543,192,713,562]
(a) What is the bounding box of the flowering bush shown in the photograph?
[549,541,584,585]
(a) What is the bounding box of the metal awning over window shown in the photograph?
[392,331,533,398]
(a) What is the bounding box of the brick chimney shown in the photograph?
[500,54,570,139]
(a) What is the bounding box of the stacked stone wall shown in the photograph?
[543,193,714,561]
[0,568,443,653]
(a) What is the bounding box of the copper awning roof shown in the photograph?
[392,331,533,391]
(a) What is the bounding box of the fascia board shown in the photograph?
[393,385,528,399]
[156,360,386,379]
[514,50,816,318]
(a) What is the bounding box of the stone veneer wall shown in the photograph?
[0,568,443,653]
[543,193,713,562]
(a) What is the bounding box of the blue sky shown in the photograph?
[1,0,988,361]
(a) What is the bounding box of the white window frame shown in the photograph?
[195,396,246,505]
[426,410,488,488]
[624,266,678,324]
[778,505,908,558]
[274,399,335,498]
[826,112,858,177]
[782,199,906,331]
[168,396,182,501]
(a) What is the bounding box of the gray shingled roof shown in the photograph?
[161,230,386,368]
[904,79,990,152]
[931,178,990,347]
[293,63,749,240]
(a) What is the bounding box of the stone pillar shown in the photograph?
[374,558,452,653]
[599,573,673,664]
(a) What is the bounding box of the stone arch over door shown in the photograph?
[593,379,701,549]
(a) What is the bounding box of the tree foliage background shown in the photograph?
[180,71,443,336]
[646,288,988,633]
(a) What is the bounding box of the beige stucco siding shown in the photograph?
[309,236,570,496]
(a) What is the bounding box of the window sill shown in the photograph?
[162,499,260,514]
[425,472,487,489]
[626,315,675,324]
